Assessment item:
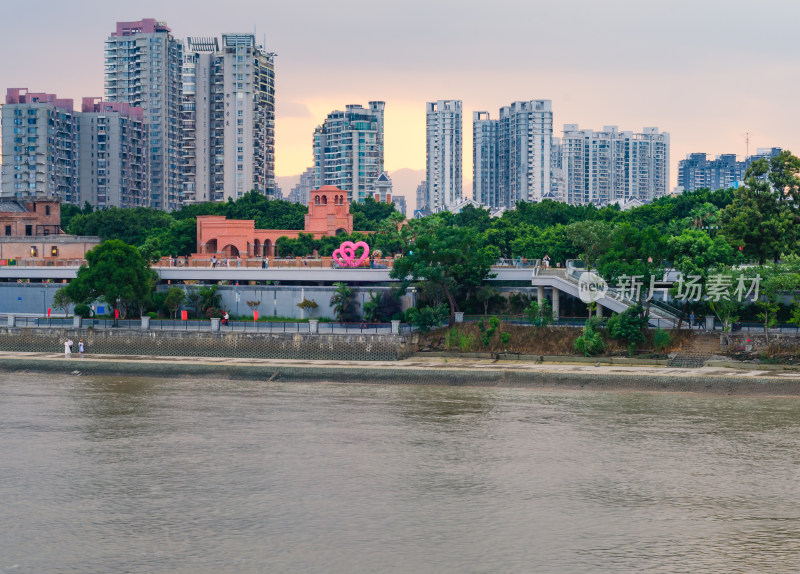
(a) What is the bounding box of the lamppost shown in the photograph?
[114,296,120,327]
[236,291,240,319]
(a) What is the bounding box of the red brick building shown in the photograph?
[196,186,356,257]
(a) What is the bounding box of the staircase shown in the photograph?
[667,333,721,368]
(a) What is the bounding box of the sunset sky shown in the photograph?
[2,0,799,198]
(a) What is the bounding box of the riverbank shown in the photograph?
[2,351,800,396]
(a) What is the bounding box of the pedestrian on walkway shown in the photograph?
[690,311,695,330]
[64,338,71,356]
[78,339,85,356]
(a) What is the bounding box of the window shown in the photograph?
[25,225,32,236]
[45,205,51,216]
[4,226,11,236]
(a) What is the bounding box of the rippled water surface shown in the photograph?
[1,373,800,573]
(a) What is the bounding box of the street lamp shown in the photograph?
[114,296,120,327]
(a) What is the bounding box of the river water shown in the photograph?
[1,373,799,573]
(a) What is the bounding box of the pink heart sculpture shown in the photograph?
[332,241,370,268]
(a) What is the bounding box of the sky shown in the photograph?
[2,0,799,199]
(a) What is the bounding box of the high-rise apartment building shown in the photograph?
[425,100,462,211]
[497,100,553,207]
[104,19,183,210]
[415,180,427,211]
[678,153,742,193]
[313,102,385,202]
[561,125,669,205]
[78,98,148,208]
[677,147,782,193]
[472,100,553,209]
[1,89,79,203]
[473,111,498,207]
[288,167,315,204]
[181,34,276,203]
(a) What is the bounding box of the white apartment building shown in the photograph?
[472,100,553,209]
[104,19,183,210]
[313,102,385,203]
[425,100,462,211]
[562,125,669,205]
[497,100,552,207]
[78,98,148,208]
[181,34,276,203]
[1,89,79,203]
[473,111,498,207]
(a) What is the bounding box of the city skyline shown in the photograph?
[1,0,798,201]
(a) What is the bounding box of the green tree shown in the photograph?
[330,282,358,322]
[350,197,402,231]
[720,154,799,264]
[52,287,73,317]
[565,220,613,270]
[164,286,186,319]
[391,217,498,325]
[667,229,734,327]
[197,285,222,314]
[476,285,498,315]
[606,304,648,355]
[64,239,157,319]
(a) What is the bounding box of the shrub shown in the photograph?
[74,303,92,318]
[408,304,448,333]
[653,329,672,352]
[574,321,606,356]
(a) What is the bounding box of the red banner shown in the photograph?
[253,310,259,321]
[47,308,51,318]
[114,308,119,319]
[181,310,188,321]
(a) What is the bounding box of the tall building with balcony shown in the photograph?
[473,111,498,207]
[425,100,462,211]
[78,98,148,208]
[104,19,183,210]
[472,100,553,209]
[561,125,669,205]
[497,100,553,207]
[181,34,276,203]
[1,88,79,203]
[313,102,385,202]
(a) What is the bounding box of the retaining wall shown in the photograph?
[0,328,417,361]
[722,333,800,352]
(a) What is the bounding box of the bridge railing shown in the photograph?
[154,257,396,270]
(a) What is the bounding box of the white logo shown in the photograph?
[578,272,608,304]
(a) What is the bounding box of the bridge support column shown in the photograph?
[537,286,544,307]
[551,288,560,320]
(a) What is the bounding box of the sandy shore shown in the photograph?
[1,351,800,396]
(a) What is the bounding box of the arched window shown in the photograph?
[315,195,320,205]
[322,195,327,205]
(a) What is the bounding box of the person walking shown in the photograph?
[64,338,72,356]
[689,311,695,330]
[78,339,85,356]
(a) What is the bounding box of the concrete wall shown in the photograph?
[0,327,417,361]
[0,283,410,320]
[722,333,800,352]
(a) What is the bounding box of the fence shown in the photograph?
[4,315,411,336]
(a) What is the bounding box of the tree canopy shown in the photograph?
[64,239,157,318]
